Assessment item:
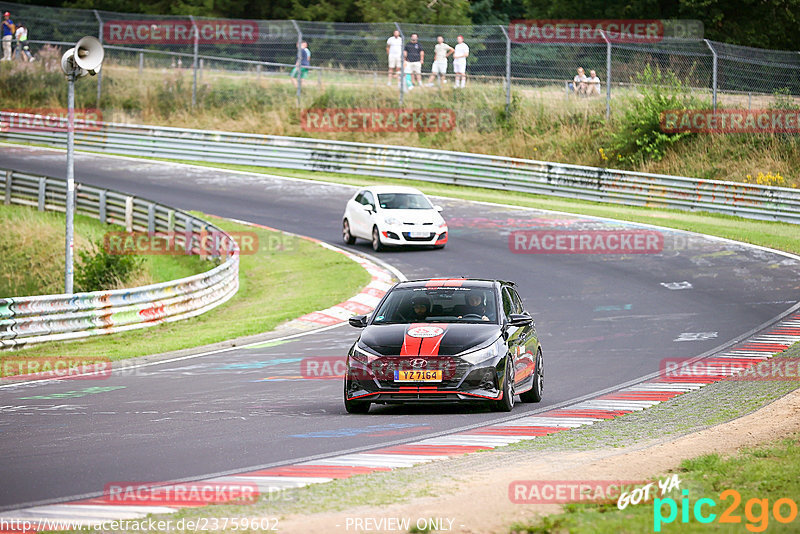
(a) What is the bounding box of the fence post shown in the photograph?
[190,15,199,109]
[257,63,261,80]
[395,22,404,107]
[4,170,11,205]
[499,25,511,115]
[601,30,611,120]
[138,52,143,74]
[93,10,103,108]
[199,58,204,83]
[704,39,717,112]
[290,20,302,107]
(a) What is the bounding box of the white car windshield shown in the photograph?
[372,287,498,324]
[377,193,432,210]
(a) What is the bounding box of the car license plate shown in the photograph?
[394,369,443,382]
[410,231,429,238]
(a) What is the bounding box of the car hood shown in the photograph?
[359,323,499,357]
[380,209,445,226]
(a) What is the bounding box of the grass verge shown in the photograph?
[0,203,205,297]
[510,435,800,534]
[1,214,371,362]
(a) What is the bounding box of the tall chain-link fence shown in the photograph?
[1,0,799,115]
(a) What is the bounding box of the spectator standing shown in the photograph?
[1,12,15,61]
[587,69,601,96]
[291,41,310,88]
[386,30,403,86]
[403,33,423,87]
[15,23,33,62]
[453,35,469,88]
[572,67,588,95]
[426,35,453,86]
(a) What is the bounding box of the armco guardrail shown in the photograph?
[0,168,239,349]
[1,112,799,223]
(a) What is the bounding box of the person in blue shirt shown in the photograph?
[291,41,310,88]
[2,12,15,61]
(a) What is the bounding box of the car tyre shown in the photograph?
[492,358,515,412]
[519,350,543,403]
[342,219,356,245]
[371,226,384,252]
[344,380,370,414]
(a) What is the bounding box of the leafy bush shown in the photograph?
[75,240,143,292]
[608,65,702,165]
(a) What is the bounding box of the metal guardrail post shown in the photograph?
[125,196,133,232]
[291,20,302,107]
[499,25,511,115]
[93,10,103,108]
[395,22,404,107]
[168,209,175,232]
[37,177,46,211]
[704,39,718,112]
[4,170,11,205]
[184,217,194,253]
[147,202,155,232]
[98,190,107,223]
[190,15,199,109]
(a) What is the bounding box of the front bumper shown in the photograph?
[345,354,503,404]
[379,226,448,246]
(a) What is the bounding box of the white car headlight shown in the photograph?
[460,343,499,365]
[383,216,400,226]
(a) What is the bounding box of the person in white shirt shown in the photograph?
[426,35,453,86]
[587,69,601,96]
[572,67,588,95]
[386,30,403,86]
[15,24,32,62]
[453,35,469,88]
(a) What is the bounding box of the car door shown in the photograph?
[509,287,536,389]
[501,286,534,390]
[350,190,375,238]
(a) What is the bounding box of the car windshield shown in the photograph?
[372,286,498,324]
[377,193,432,210]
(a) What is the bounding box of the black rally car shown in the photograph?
[344,278,543,413]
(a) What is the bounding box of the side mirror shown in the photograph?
[365,205,375,214]
[349,315,368,328]
[508,313,533,327]
[434,205,443,212]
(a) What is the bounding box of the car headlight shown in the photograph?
[460,343,499,365]
[351,345,380,365]
[383,216,401,226]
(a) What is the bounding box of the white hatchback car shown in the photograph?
[342,186,448,251]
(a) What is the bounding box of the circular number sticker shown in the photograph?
[406,326,445,338]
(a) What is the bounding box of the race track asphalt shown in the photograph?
[1,146,798,509]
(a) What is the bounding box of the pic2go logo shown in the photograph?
[654,489,798,532]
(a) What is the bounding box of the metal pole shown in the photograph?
[704,39,717,112]
[93,10,103,108]
[138,52,143,74]
[290,20,302,107]
[499,25,511,115]
[394,23,404,107]
[65,73,76,294]
[190,15,198,109]
[602,30,611,119]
